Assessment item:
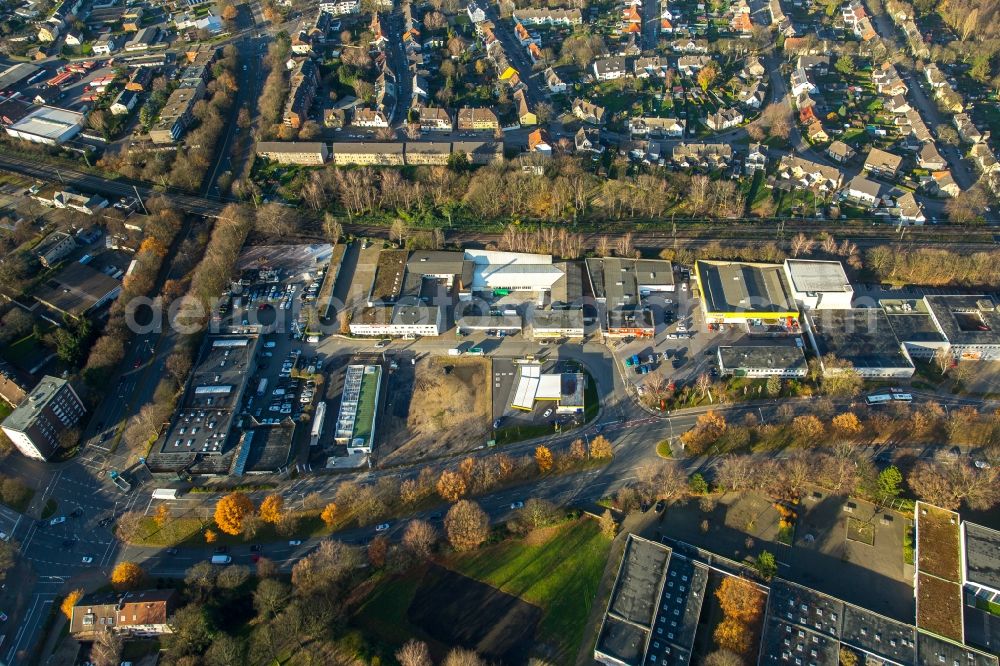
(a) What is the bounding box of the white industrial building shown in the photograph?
[352,249,566,337]
[464,249,565,300]
[5,106,84,145]
[782,259,853,310]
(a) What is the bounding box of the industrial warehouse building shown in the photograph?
[585,258,674,338]
[782,259,854,310]
[803,308,915,378]
[694,260,800,330]
[717,344,808,378]
[882,295,1000,361]
[146,335,295,476]
[4,105,84,145]
[351,249,566,337]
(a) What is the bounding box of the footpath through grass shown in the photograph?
[445,517,612,663]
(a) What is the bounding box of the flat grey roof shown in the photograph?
[596,535,710,666]
[2,376,70,432]
[784,259,852,294]
[157,335,258,457]
[531,309,584,330]
[585,258,673,313]
[455,313,522,330]
[917,631,998,666]
[964,522,1000,593]
[925,295,1000,347]
[806,308,914,371]
[761,579,998,666]
[696,261,796,315]
[647,554,708,666]
[406,250,470,279]
[597,536,670,665]
[718,345,806,371]
[881,299,948,344]
[34,262,120,316]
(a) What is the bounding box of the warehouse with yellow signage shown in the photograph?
[694,260,801,330]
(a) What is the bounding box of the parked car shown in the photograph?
[543,408,553,418]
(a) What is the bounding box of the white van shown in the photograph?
[211,554,232,565]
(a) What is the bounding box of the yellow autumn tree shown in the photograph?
[535,446,553,474]
[204,528,217,543]
[110,562,146,591]
[715,617,753,655]
[258,494,284,525]
[321,502,338,527]
[436,470,467,502]
[832,412,863,438]
[215,492,255,535]
[589,435,614,459]
[61,589,83,620]
[153,504,170,527]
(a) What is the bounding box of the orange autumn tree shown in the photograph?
[258,493,285,524]
[111,562,146,591]
[436,470,467,502]
[61,589,83,619]
[215,492,255,535]
[321,503,338,526]
[714,576,765,656]
[535,446,553,473]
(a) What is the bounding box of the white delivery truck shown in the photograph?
[151,488,180,500]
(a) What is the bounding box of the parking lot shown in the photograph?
[207,246,340,456]
[608,269,745,400]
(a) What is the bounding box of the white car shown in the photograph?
[510,501,524,509]
[543,408,553,418]
[667,333,677,339]
[288,540,302,546]
[974,460,992,469]
[81,556,93,564]
[49,516,66,526]
[375,523,391,532]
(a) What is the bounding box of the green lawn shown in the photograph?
[446,518,612,663]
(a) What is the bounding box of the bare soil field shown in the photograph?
[379,356,490,464]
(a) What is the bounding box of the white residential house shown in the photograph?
[319,0,360,15]
[745,143,767,173]
[789,67,815,96]
[544,67,566,93]
[467,1,486,23]
[592,57,628,81]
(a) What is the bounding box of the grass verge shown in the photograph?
[656,440,673,458]
[445,518,612,664]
